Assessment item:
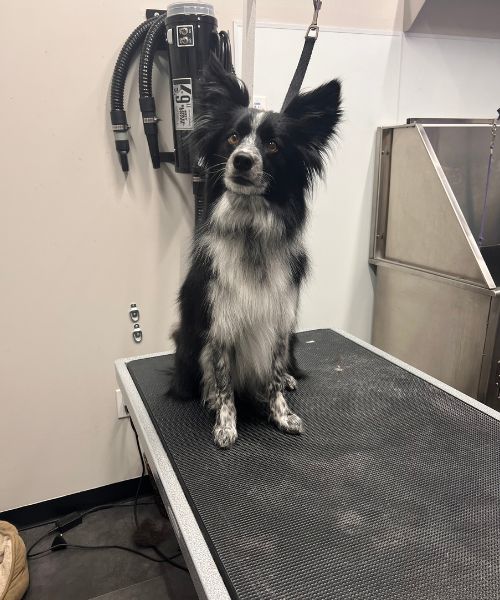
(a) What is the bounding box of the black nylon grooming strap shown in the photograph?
[281,1,322,112]
[281,36,317,111]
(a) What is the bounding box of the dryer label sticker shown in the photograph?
[173,78,193,130]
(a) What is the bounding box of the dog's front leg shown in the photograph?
[268,338,303,434]
[207,343,238,449]
[283,373,298,391]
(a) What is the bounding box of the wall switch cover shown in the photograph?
[116,388,129,419]
[253,95,267,110]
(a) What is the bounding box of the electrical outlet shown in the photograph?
[253,95,266,110]
[116,388,129,419]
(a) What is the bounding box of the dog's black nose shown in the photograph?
[233,152,254,172]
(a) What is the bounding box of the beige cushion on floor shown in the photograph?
[0,522,29,600]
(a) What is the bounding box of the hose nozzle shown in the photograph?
[110,109,131,172]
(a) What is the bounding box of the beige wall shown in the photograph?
[0,0,402,512]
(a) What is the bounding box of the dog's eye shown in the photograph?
[266,140,278,154]
[227,133,240,146]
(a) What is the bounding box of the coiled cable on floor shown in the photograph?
[109,17,156,172]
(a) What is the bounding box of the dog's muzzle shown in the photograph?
[225,148,265,194]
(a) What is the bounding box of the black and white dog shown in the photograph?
[170,59,341,448]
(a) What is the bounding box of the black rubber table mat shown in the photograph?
[127,329,500,600]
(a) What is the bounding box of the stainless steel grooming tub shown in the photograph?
[370,119,500,409]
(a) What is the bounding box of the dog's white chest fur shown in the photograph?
[203,192,299,389]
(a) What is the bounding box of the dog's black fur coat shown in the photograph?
[170,58,341,447]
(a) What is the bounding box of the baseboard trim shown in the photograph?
[0,477,153,530]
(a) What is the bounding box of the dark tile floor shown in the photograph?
[19,497,199,599]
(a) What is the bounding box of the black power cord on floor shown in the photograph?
[24,420,186,572]
[26,506,186,570]
[80,499,155,520]
[25,513,185,569]
[19,500,156,533]
[28,542,185,565]
[18,520,57,533]
[129,417,146,531]
[26,527,59,558]
[128,419,186,571]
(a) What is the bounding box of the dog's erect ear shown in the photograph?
[200,55,250,112]
[283,79,342,149]
[193,56,250,158]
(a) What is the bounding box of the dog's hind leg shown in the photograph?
[268,337,303,434]
[201,341,238,449]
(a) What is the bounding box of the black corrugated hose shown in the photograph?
[216,30,234,74]
[111,18,155,111]
[109,17,157,172]
[138,15,168,169]
[111,12,233,173]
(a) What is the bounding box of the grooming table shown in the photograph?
[115,329,500,600]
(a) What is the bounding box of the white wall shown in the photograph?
[399,34,500,119]
[235,24,500,345]
[1,0,499,512]
[234,24,402,338]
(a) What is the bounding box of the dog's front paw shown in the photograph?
[213,425,238,449]
[283,373,298,391]
[274,412,304,435]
